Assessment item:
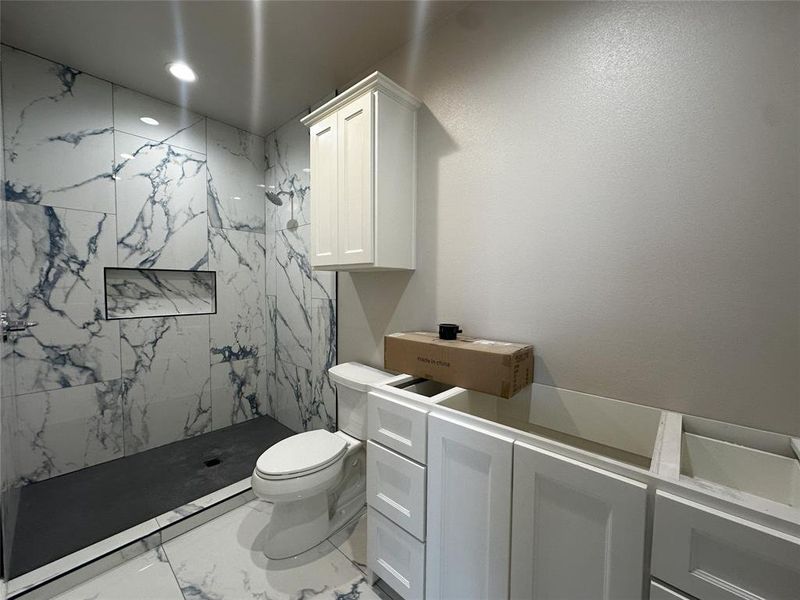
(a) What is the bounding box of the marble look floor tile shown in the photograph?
[265,113,311,230]
[2,47,115,213]
[276,226,312,370]
[5,202,120,394]
[112,86,205,153]
[312,299,337,431]
[329,512,368,574]
[210,354,269,430]
[14,381,123,483]
[158,489,256,544]
[156,478,253,529]
[8,522,161,599]
[50,547,184,600]
[209,227,267,364]
[120,316,211,454]
[163,499,381,600]
[114,131,208,270]
[207,119,266,233]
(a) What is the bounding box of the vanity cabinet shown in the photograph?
[301,72,420,271]
[651,491,800,600]
[510,440,648,600]
[366,392,432,600]
[425,413,513,600]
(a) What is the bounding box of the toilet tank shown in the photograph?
[329,363,395,440]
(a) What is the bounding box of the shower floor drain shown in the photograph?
[204,457,221,467]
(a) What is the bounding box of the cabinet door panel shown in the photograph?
[309,114,338,266]
[651,491,800,600]
[511,440,647,600]
[426,413,513,600]
[337,93,373,265]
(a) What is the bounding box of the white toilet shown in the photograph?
[251,362,395,559]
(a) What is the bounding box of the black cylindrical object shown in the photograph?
[439,323,462,340]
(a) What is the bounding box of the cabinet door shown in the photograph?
[426,413,513,600]
[337,92,374,265]
[309,113,338,266]
[510,440,647,600]
[651,491,800,600]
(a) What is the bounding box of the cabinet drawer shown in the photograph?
[368,391,428,463]
[650,580,692,600]
[652,491,800,600]
[367,440,426,540]
[368,507,425,600]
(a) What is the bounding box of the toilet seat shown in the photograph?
[256,430,348,480]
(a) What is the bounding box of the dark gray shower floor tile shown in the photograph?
[7,415,294,578]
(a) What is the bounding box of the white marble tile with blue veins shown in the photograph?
[5,202,121,394]
[114,131,208,270]
[112,86,206,153]
[51,547,184,600]
[274,358,334,433]
[162,499,381,600]
[14,381,123,484]
[312,298,337,432]
[210,353,269,430]
[209,227,267,364]
[207,119,267,233]
[276,226,312,370]
[120,315,211,454]
[2,46,115,213]
[266,112,311,230]
[105,269,215,320]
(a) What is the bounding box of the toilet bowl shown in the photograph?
[252,363,395,559]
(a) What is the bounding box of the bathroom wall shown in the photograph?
[336,2,800,435]
[0,45,336,486]
[266,113,337,433]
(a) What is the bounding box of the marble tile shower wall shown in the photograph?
[266,112,337,434]
[0,46,336,486]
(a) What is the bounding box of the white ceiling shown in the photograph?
[1,0,463,134]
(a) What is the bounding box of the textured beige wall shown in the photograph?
[337,2,800,435]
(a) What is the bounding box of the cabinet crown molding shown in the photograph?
[301,71,421,128]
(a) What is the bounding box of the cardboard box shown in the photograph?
[384,331,534,399]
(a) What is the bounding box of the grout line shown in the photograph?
[157,543,188,600]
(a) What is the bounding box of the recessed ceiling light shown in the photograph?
[302,168,311,173]
[167,61,197,82]
[232,196,241,200]
[120,153,134,160]
[257,184,266,188]
[268,186,276,189]
[140,116,159,126]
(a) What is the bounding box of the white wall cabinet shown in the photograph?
[425,413,513,600]
[302,72,420,271]
[510,440,648,600]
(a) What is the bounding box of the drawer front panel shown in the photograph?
[652,491,800,600]
[650,580,693,600]
[368,508,425,600]
[368,391,428,463]
[367,440,426,540]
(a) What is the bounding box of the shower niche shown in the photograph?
[104,267,217,320]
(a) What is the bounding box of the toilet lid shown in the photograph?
[256,430,347,477]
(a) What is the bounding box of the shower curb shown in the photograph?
[4,478,254,600]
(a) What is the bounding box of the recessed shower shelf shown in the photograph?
[104,267,216,320]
